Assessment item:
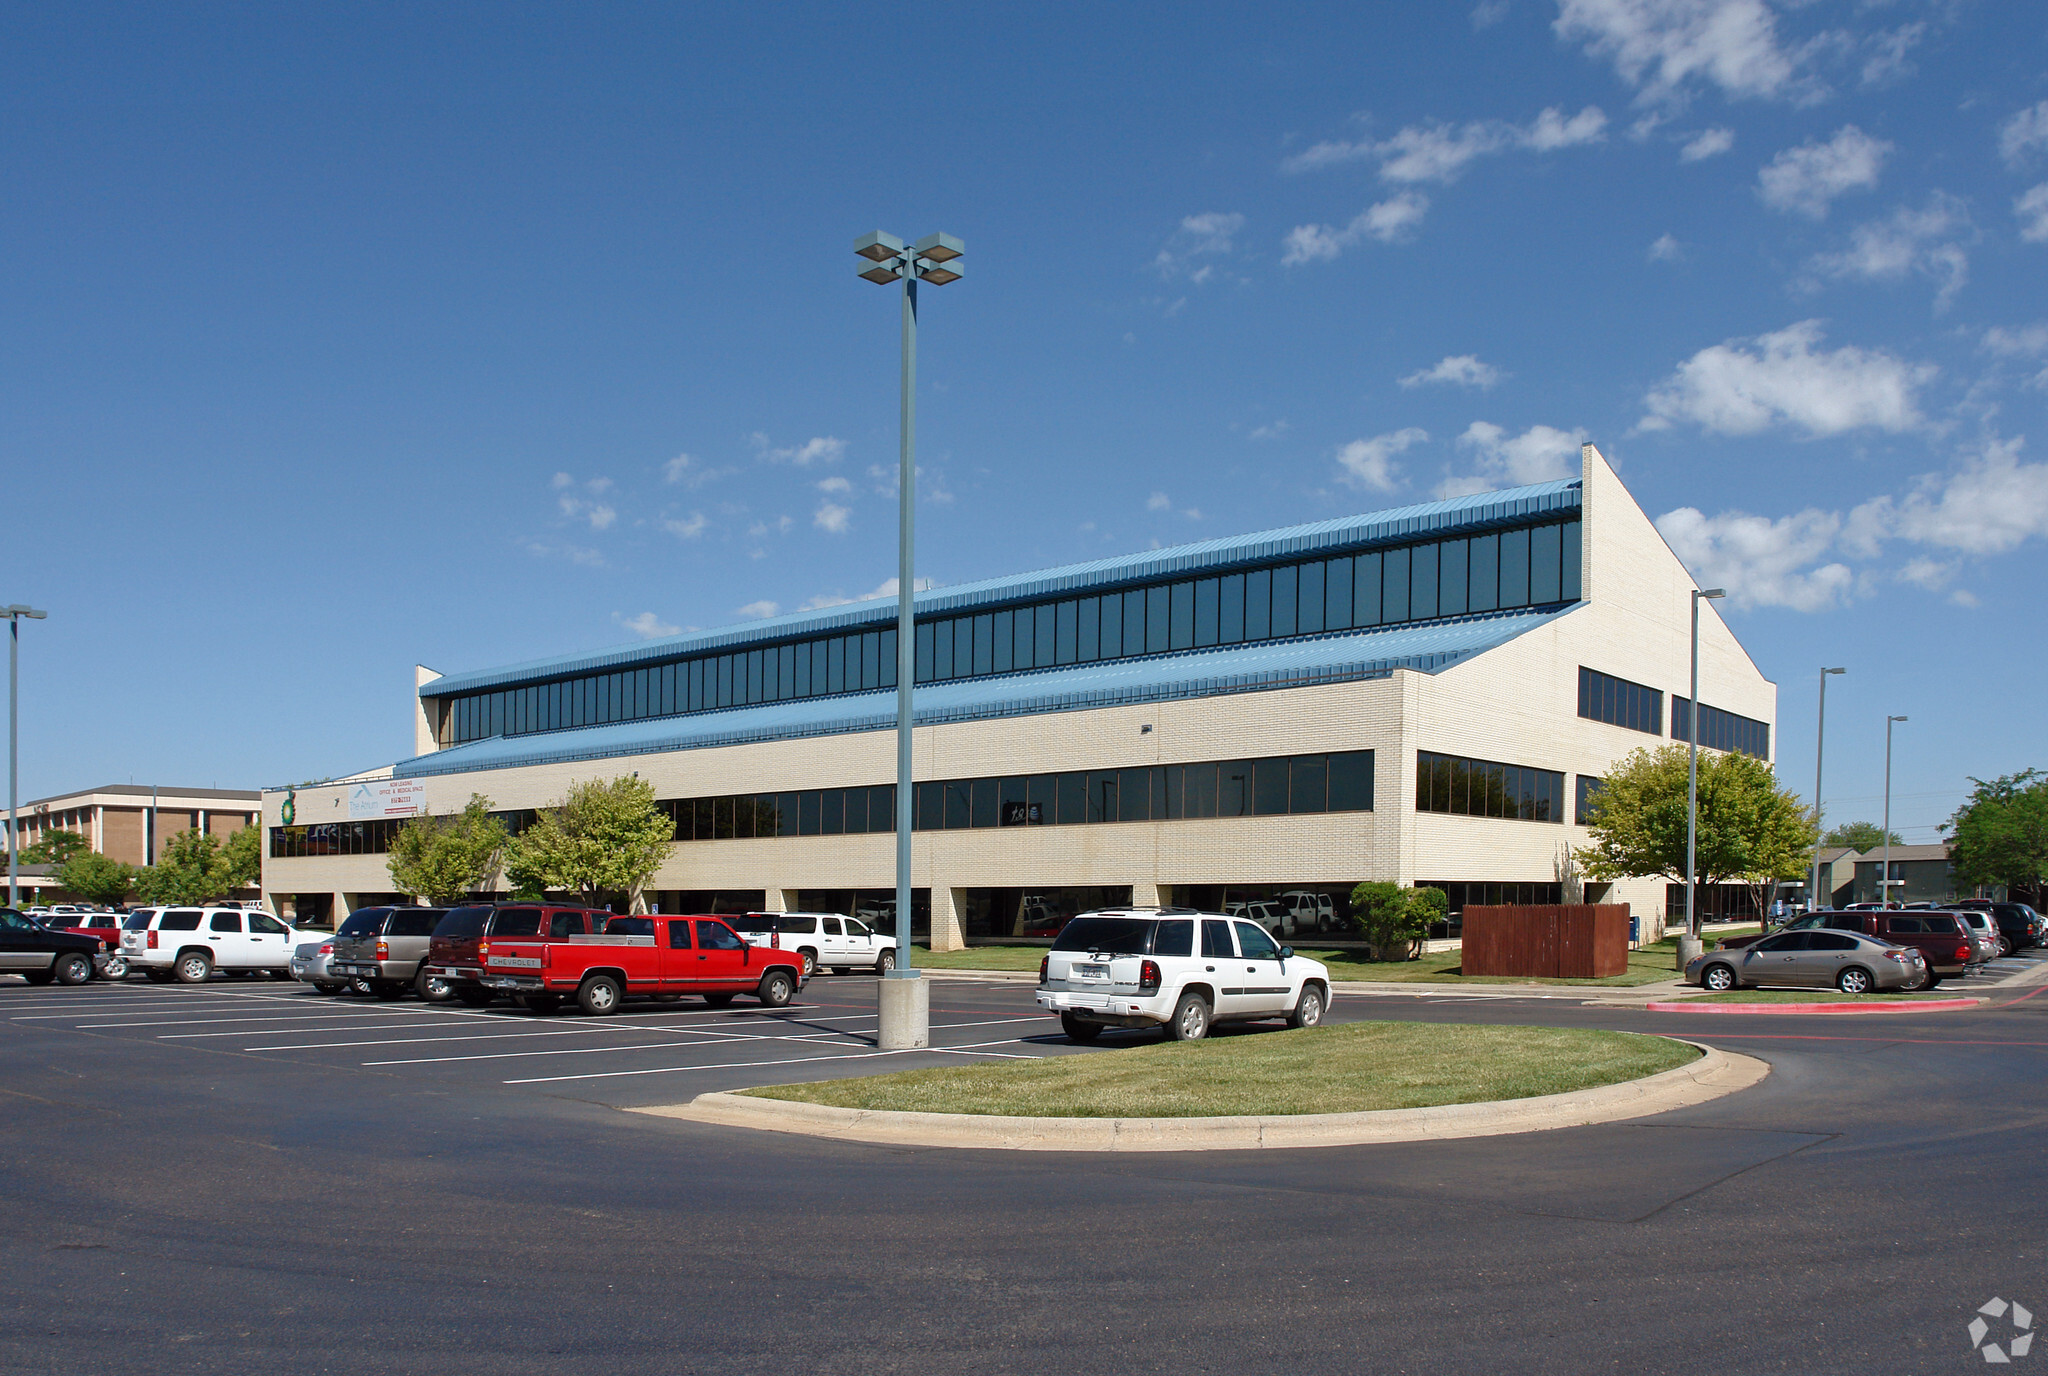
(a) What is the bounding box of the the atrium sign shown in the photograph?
[347,780,425,820]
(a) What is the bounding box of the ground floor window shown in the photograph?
[650,889,766,916]
[1417,881,1567,936]
[958,887,1134,943]
[794,889,930,942]
[1664,883,1763,922]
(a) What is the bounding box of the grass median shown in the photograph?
[741,1021,1699,1118]
[1668,988,1958,1004]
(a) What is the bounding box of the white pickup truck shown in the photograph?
[722,912,898,978]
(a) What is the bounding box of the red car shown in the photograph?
[477,913,805,1015]
[42,912,128,977]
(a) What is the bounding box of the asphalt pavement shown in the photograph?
[4,959,2046,1375]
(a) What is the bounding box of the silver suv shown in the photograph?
[328,906,450,1000]
[1036,907,1332,1043]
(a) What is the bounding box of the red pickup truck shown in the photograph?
[425,902,616,1007]
[476,913,805,1015]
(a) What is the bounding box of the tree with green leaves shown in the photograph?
[1945,769,2048,903]
[1577,744,1817,924]
[1823,821,1903,851]
[1348,882,1439,961]
[56,851,136,906]
[136,828,241,905]
[503,776,674,911]
[386,795,509,905]
[219,826,262,891]
[22,829,90,866]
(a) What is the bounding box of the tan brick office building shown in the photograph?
[14,784,260,869]
[263,445,1777,945]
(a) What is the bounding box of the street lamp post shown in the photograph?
[1680,587,1726,965]
[854,230,965,1052]
[1810,667,1846,912]
[5,605,50,909]
[1882,714,1907,908]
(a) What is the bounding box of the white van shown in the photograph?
[722,912,897,977]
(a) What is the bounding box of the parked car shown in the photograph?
[39,911,131,978]
[476,913,806,1015]
[119,906,307,983]
[289,934,352,994]
[1036,907,1331,1043]
[1274,890,1337,937]
[1016,896,1067,939]
[423,903,615,1007]
[328,905,451,1000]
[1950,907,2008,960]
[0,908,106,985]
[1954,900,2045,955]
[1224,899,1284,935]
[1688,929,1925,993]
[723,912,895,976]
[1719,910,1980,988]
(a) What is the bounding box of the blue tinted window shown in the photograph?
[1439,539,1468,616]
[1500,527,1530,607]
[1354,553,1382,626]
[1561,520,1582,601]
[1271,563,1298,637]
[1123,589,1146,656]
[1077,597,1099,662]
[1219,573,1245,642]
[1411,543,1438,621]
[1245,568,1271,640]
[1170,581,1194,649]
[1298,560,1324,634]
[1531,524,1562,603]
[1324,556,1352,629]
[1468,534,1498,612]
[1382,547,1409,622]
[1194,578,1219,646]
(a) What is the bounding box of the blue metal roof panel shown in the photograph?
[424,479,1581,697]
[392,604,1574,780]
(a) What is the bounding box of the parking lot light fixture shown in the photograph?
[854,229,965,1051]
[1683,589,1725,948]
[1810,668,1846,912]
[4,604,50,909]
[1883,715,1907,908]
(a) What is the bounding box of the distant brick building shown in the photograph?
[11,785,261,869]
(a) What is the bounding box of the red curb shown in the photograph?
[1644,998,1982,1015]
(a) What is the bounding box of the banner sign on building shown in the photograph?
[347,779,426,820]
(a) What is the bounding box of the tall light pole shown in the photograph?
[1681,587,1726,961]
[5,605,50,909]
[855,230,964,1051]
[1810,667,1846,913]
[1882,714,1907,908]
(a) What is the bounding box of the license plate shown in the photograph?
[1074,963,1109,980]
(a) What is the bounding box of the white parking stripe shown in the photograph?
[75,1011,429,1030]
[167,1019,462,1040]
[502,1036,1041,1085]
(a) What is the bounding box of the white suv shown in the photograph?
[723,912,898,977]
[120,906,307,983]
[1036,907,1331,1043]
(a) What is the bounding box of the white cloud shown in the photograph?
[1647,232,1684,261]
[661,512,707,539]
[662,453,693,483]
[1679,126,1734,161]
[1555,0,1810,106]
[557,494,616,530]
[1999,101,2048,168]
[1654,506,1854,611]
[813,502,852,533]
[2017,185,2048,244]
[1154,212,1245,279]
[1400,354,1504,390]
[1439,422,1588,496]
[736,600,781,620]
[1147,491,1172,511]
[1858,23,1923,88]
[1757,126,1891,219]
[799,577,932,612]
[1638,320,1932,437]
[1248,419,1290,440]
[1282,193,1430,264]
[1982,324,2048,389]
[551,472,573,489]
[1806,194,1973,312]
[1284,106,1606,180]
[816,476,852,494]
[754,434,847,466]
[1846,434,2048,558]
[1334,428,1427,491]
[1472,0,1510,29]
[616,611,681,639]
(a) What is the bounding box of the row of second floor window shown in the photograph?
[434,517,1583,746]
[1672,697,1771,759]
[667,750,1375,839]
[1578,666,1771,759]
[1415,751,1569,824]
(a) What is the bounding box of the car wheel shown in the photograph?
[175,951,213,984]
[521,993,563,1015]
[349,977,373,996]
[415,968,451,1002]
[313,981,345,995]
[875,949,896,975]
[1287,984,1325,1029]
[757,969,796,1008]
[1922,974,1943,990]
[370,980,407,1001]
[652,992,682,1002]
[1701,962,1738,992]
[454,986,496,1007]
[22,971,55,986]
[52,952,94,986]
[797,948,818,979]
[144,969,174,984]
[703,992,735,1007]
[577,975,623,1016]
[1837,966,1874,994]
[1164,991,1211,1042]
[102,956,128,980]
[1060,1013,1104,1043]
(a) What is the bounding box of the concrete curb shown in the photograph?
[626,1040,1766,1152]
[1644,997,1982,1015]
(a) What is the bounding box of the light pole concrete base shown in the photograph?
[878,972,929,1050]
[1675,936,1704,970]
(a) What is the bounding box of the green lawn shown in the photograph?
[909,926,1765,987]
[743,1020,1699,1118]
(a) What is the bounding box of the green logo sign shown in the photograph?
[281,788,297,825]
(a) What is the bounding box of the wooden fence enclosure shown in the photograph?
[1459,904,1630,979]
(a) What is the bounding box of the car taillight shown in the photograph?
[1957,944,1971,961]
[1140,959,1162,990]
[147,930,158,949]
[375,940,389,959]
[1038,955,1049,984]
[1883,950,1908,962]
[319,943,333,955]
[478,941,490,958]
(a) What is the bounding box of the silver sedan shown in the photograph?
[1688,929,1925,994]
[289,935,355,995]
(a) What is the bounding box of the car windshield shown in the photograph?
[123,911,154,929]
[435,906,492,938]
[336,910,386,939]
[1051,917,1154,955]
[724,914,773,934]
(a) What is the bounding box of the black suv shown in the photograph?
[0,908,105,985]
[1953,900,2046,954]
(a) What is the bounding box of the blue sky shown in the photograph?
[4,1,2045,847]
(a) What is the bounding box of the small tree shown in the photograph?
[57,851,136,906]
[1736,786,1818,923]
[1407,885,1448,937]
[218,827,262,891]
[1350,881,1427,961]
[137,829,237,905]
[22,829,90,866]
[386,795,509,905]
[503,777,674,911]
[1946,770,2048,903]
[1824,821,1902,851]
